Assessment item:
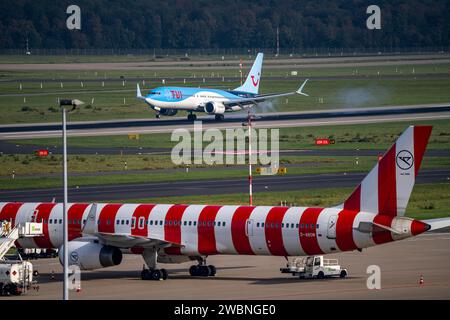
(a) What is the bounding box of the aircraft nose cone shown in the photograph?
[411,220,431,235]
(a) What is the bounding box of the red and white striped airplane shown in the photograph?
[1,125,449,280]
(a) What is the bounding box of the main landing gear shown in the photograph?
[141,266,168,281]
[189,257,216,277]
[187,112,197,121]
[141,248,168,281]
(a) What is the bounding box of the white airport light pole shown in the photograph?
[59,99,83,300]
[243,109,255,206]
[248,110,253,206]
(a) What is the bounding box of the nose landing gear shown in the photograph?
[187,112,197,121]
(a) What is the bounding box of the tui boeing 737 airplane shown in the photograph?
[136,53,309,121]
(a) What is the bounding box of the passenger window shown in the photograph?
[188,221,192,226]
[121,220,124,225]
[256,222,260,228]
[194,221,197,226]
[138,217,144,229]
[223,222,226,227]
[59,219,62,224]
[131,217,136,228]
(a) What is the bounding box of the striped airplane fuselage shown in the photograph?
[0,202,426,257]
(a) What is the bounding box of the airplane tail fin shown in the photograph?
[343,125,432,216]
[234,53,264,94]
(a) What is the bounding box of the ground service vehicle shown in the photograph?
[281,255,348,279]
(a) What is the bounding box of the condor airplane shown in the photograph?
[136,53,309,121]
[1,126,449,280]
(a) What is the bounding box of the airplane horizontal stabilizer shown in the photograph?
[421,217,450,232]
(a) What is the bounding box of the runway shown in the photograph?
[2,53,449,71]
[1,169,448,202]
[1,103,450,139]
[2,138,450,157]
[8,232,450,299]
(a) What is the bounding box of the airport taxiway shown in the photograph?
[6,232,450,300]
[1,169,448,202]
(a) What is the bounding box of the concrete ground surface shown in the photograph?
[5,232,450,300]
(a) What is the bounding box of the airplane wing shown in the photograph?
[81,203,183,249]
[224,79,309,108]
[95,232,184,249]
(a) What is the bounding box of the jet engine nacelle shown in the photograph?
[59,241,123,270]
[159,108,178,116]
[204,101,225,115]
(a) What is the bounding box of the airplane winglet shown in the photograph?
[136,83,144,99]
[296,79,309,96]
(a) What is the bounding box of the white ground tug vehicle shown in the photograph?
[0,221,42,296]
[280,255,348,279]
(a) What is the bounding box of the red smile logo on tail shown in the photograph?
[251,74,260,87]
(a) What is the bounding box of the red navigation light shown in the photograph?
[35,149,49,157]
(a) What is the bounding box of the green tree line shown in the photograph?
[0,0,448,49]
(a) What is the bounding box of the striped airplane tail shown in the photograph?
[343,125,433,216]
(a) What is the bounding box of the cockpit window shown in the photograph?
[150,91,160,95]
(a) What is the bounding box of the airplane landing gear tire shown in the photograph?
[208,265,216,276]
[189,265,216,277]
[215,114,224,121]
[141,269,151,280]
[155,114,160,119]
[151,269,162,281]
[141,268,168,281]
[187,113,197,121]
[161,268,168,280]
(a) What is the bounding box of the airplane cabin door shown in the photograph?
[327,215,337,239]
[246,219,254,237]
